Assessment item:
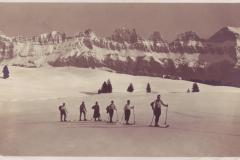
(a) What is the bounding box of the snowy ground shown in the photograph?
[0,66,240,156]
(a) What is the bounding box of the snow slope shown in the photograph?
[0,67,240,156]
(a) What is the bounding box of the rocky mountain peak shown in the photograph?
[0,30,12,42]
[149,31,164,43]
[175,31,202,42]
[84,29,98,39]
[111,28,141,43]
[169,31,205,53]
[1,26,240,86]
[209,26,240,42]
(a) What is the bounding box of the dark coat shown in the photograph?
[92,104,100,118]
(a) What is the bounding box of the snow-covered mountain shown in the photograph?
[0,30,14,59]
[1,27,240,86]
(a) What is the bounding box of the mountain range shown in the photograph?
[0,26,240,87]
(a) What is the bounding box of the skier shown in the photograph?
[106,100,117,123]
[124,100,134,125]
[150,95,168,127]
[79,101,87,121]
[2,65,9,79]
[58,102,68,122]
[92,101,101,121]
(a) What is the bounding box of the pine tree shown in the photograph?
[2,65,9,79]
[101,81,108,93]
[146,83,151,93]
[127,83,134,92]
[107,79,112,93]
[192,82,200,92]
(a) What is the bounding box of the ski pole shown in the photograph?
[108,113,110,122]
[133,107,136,124]
[164,106,168,125]
[116,112,124,125]
[149,115,154,126]
[116,110,119,122]
[120,112,124,124]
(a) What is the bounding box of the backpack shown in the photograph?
[58,106,62,111]
[106,105,110,113]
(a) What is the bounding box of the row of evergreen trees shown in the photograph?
[127,83,152,93]
[98,80,200,94]
[98,80,113,94]
[192,82,200,92]
[127,82,200,93]
[98,81,152,94]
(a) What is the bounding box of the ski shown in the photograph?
[149,124,170,128]
[61,120,169,128]
[59,121,169,128]
[106,121,118,124]
[124,122,136,125]
[61,120,168,128]
[124,123,135,125]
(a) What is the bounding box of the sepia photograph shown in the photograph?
[0,2,240,158]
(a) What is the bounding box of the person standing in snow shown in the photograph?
[58,102,68,122]
[2,65,9,79]
[79,101,87,121]
[123,100,134,125]
[106,100,117,123]
[150,95,168,127]
[92,101,101,121]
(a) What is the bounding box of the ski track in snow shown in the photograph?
[171,111,203,118]
[14,119,240,138]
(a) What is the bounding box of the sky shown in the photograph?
[0,3,240,41]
